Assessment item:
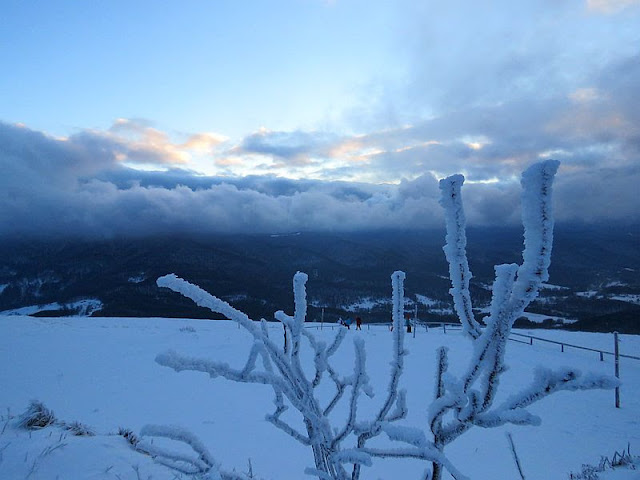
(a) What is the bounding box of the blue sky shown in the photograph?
[2,1,400,140]
[1,0,639,235]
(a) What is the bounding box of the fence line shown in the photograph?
[305,322,640,363]
[305,321,635,409]
[508,332,640,362]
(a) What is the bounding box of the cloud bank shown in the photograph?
[0,121,442,237]
[1,90,638,239]
[1,0,638,238]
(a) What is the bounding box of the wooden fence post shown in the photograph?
[614,331,620,409]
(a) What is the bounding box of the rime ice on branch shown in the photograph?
[155,270,436,480]
[428,160,618,479]
[438,174,482,340]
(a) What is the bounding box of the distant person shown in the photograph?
[345,317,353,330]
[356,316,362,330]
[405,313,412,333]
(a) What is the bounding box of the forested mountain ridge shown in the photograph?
[0,224,638,332]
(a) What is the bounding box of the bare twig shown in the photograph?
[506,432,525,480]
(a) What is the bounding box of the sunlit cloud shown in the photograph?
[181,132,228,152]
[460,136,492,151]
[586,0,640,13]
[89,119,231,168]
[214,155,246,167]
[0,117,638,239]
[569,87,604,104]
[326,137,366,159]
[394,140,441,154]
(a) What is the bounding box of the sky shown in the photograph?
[1,0,639,237]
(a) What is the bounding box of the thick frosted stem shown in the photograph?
[509,159,560,316]
[381,271,407,423]
[438,175,482,339]
[291,271,310,381]
[352,271,407,480]
[391,270,406,367]
[157,274,257,334]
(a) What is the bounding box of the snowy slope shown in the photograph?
[0,316,638,479]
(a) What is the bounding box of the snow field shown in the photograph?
[0,316,638,479]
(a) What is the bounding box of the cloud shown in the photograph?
[65,119,230,168]
[312,49,640,191]
[234,128,339,166]
[181,132,228,152]
[587,0,640,13]
[342,0,639,145]
[0,121,443,237]
[1,118,638,240]
[3,35,640,243]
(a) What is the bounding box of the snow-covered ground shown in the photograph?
[415,294,439,306]
[611,294,640,306]
[519,311,578,324]
[343,297,390,312]
[0,316,638,479]
[576,291,640,306]
[0,298,103,316]
[540,283,571,291]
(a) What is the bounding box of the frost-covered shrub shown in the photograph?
[571,465,601,480]
[16,401,94,436]
[568,444,638,479]
[63,420,95,436]
[154,161,618,480]
[427,160,619,479]
[117,427,139,447]
[17,400,56,429]
[155,270,422,480]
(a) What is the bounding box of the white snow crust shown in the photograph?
[0,316,638,479]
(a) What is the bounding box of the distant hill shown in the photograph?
[0,224,638,332]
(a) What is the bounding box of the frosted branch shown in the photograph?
[333,337,371,446]
[381,271,408,421]
[386,388,408,422]
[148,159,619,480]
[157,270,417,480]
[322,365,347,416]
[438,175,482,339]
[157,274,257,334]
[138,424,216,475]
[499,367,620,412]
[510,160,560,312]
[361,446,469,480]
[266,410,311,445]
[428,160,618,480]
[155,350,290,393]
[350,271,409,480]
[304,467,333,480]
[332,449,372,467]
[429,347,449,446]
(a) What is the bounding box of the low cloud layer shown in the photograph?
[0,121,440,237]
[1,108,638,238]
